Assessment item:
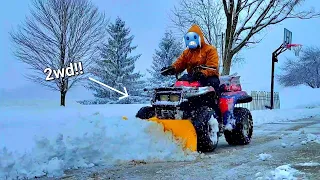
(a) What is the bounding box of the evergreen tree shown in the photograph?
[147,31,183,87]
[85,17,147,104]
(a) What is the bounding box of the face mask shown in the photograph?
[184,32,201,49]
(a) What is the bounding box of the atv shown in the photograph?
[136,65,253,153]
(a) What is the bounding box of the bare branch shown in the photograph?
[10,0,107,105]
[169,0,224,47]
[277,46,320,88]
[221,0,320,75]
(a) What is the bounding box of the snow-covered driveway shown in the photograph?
[57,116,320,180]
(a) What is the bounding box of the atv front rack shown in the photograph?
[150,86,216,120]
[151,86,216,103]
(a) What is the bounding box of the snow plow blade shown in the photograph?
[148,117,197,152]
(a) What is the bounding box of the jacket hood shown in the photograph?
[187,24,206,46]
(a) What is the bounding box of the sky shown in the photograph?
[0,0,320,103]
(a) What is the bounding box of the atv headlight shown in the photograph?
[159,95,169,101]
[169,95,180,102]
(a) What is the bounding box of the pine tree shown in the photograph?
[84,17,147,104]
[147,31,183,87]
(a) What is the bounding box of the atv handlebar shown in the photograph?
[160,65,217,80]
[160,65,217,75]
[194,65,217,71]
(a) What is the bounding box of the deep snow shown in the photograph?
[0,104,197,179]
[278,85,320,109]
[1,85,320,179]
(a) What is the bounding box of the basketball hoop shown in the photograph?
[286,44,302,56]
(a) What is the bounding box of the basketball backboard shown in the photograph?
[283,28,292,49]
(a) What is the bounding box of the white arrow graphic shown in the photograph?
[88,77,129,100]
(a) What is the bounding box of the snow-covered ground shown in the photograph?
[0,104,198,179]
[1,85,320,179]
[278,85,320,109]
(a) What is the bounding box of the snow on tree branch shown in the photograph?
[84,17,148,104]
[277,46,320,88]
[10,0,107,106]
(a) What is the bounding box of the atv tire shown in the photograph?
[192,106,219,152]
[224,107,253,145]
[136,106,155,119]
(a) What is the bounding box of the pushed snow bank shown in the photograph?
[256,165,306,180]
[268,165,305,180]
[252,107,320,126]
[0,104,197,179]
[279,85,320,109]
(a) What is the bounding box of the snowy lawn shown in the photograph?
[279,85,320,109]
[1,101,320,179]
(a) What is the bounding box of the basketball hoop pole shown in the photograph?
[267,28,297,110]
[269,43,287,109]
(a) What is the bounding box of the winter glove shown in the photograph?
[193,71,206,80]
[161,66,176,76]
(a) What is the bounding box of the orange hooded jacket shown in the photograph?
[172,25,219,77]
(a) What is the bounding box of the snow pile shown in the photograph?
[295,162,320,167]
[279,85,320,109]
[0,105,197,179]
[301,133,320,145]
[298,132,320,145]
[281,143,287,148]
[265,165,305,180]
[252,107,320,126]
[257,153,272,161]
[306,133,319,142]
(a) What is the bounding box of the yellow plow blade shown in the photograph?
[148,117,197,152]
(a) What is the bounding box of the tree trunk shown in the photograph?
[60,91,66,106]
[221,54,233,75]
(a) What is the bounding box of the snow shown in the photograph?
[1,85,320,179]
[281,143,287,148]
[0,104,197,179]
[252,107,320,126]
[278,85,320,109]
[224,117,236,131]
[225,123,233,131]
[306,133,319,142]
[301,141,307,145]
[208,115,219,144]
[258,153,272,161]
[295,162,320,167]
[300,133,320,145]
[268,165,304,180]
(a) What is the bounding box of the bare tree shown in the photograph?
[170,0,238,73]
[170,0,224,46]
[277,46,320,88]
[221,0,320,75]
[10,0,107,106]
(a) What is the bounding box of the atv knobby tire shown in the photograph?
[224,107,253,145]
[136,106,155,119]
[192,106,219,152]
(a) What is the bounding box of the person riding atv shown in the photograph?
[136,24,253,152]
[161,24,220,97]
[161,24,222,120]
